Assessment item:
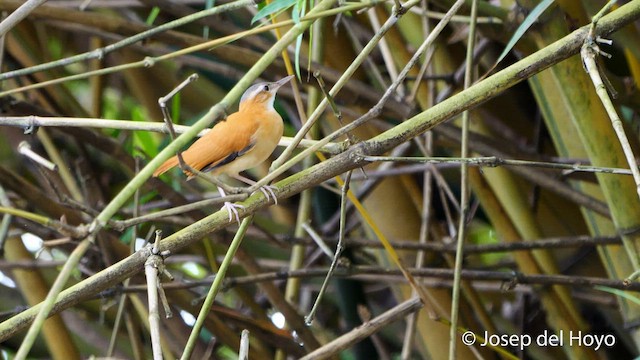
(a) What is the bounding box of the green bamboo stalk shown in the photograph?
[181,216,253,360]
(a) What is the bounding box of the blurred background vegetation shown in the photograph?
[0,0,640,359]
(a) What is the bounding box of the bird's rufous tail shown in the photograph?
[153,156,179,177]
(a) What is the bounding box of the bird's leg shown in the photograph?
[182,166,244,194]
[202,172,244,195]
[231,174,278,205]
[217,187,244,224]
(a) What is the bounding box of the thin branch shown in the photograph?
[17,141,56,171]
[112,194,246,230]
[0,206,87,239]
[450,0,477,357]
[283,233,621,254]
[0,0,47,37]
[0,116,343,155]
[0,0,383,92]
[581,34,640,201]
[145,231,169,360]
[402,4,434,355]
[305,170,352,325]
[433,124,612,217]
[364,155,638,176]
[407,6,502,24]
[0,186,12,252]
[299,298,423,360]
[0,0,253,80]
[107,157,142,358]
[301,222,335,258]
[238,329,250,360]
[224,265,640,292]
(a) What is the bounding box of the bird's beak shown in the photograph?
[272,75,295,90]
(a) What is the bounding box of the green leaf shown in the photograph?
[495,0,555,65]
[251,0,297,24]
[131,107,157,157]
[145,6,161,26]
[293,0,305,79]
[594,285,640,306]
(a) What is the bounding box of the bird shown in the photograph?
[153,75,294,222]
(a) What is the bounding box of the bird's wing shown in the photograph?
[181,112,260,173]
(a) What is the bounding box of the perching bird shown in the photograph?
[153,75,294,222]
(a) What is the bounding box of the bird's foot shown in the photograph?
[253,185,278,204]
[222,202,245,224]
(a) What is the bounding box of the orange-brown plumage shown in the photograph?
[153,76,292,179]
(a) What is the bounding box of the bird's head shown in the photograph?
[239,75,294,112]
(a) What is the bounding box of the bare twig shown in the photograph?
[238,329,250,360]
[17,142,56,171]
[300,298,422,360]
[301,222,335,258]
[0,0,47,37]
[0,186,12,252]
[112,194,246,230]
[0,0,254,81]
[145,231,172,360]
[224,265,640,292]
[450,1,478,357]
[0,116,343,155]
[305,170,352,325]
[582,23,640,201]
[364,155,639,176]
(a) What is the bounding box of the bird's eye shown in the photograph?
[263,85,270,92]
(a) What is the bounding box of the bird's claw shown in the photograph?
[254,185,278,205]
[222,202,245,224]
